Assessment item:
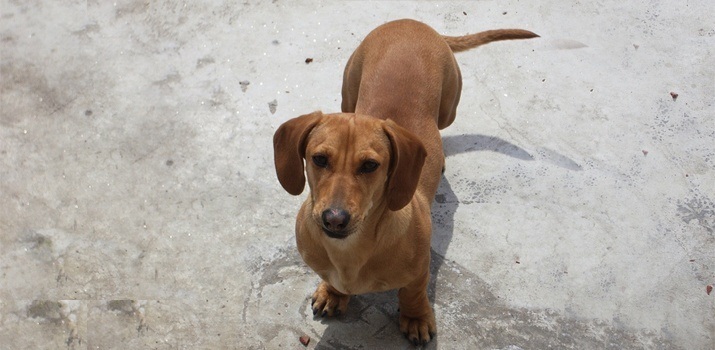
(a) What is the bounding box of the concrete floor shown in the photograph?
[1,0,713,349]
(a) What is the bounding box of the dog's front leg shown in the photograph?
[311,281,350,317]
[398,274,436,345]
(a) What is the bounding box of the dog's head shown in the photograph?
[273,111,426,239]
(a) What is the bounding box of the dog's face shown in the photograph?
[304,114,391,238]
[274,111,426,239]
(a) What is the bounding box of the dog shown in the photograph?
[273,19,538,345]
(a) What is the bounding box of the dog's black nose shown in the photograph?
[322,208,351,233]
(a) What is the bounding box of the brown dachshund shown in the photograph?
[274,19,538,345]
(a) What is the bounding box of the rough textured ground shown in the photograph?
[1,0,713,349]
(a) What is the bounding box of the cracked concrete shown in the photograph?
[1,0,713,349]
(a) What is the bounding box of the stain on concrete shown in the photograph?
[209,86,229,108]
[24,300,84,347]
[196,56,215,69]
[0,61,69,126]
[71,23,100,38]
[27,300,63,322]
[240,80,250,92]
[152,72,181,87]
[677,192,714,234]
[115,1,149,19]
[107,300,136,313]
[243,247,310,322]
[451,175,510,205]
[107,300,148,333]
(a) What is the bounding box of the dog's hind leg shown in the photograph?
[341,52,361,113]
[437,57,462,130]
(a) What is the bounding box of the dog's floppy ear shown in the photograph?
[382,120,427,211]
[273,111,324,195]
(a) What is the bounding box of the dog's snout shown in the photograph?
[322,208,351,232]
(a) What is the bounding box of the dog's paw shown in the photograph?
[311,282,349,317]
[399,313,436,346]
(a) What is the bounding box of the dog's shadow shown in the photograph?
[309,134,547,349]
[442,134,534,160]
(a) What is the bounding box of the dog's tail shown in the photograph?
[442,29,539,52]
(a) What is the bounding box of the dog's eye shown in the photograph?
[359,160,379,174]
[312,155,328,168]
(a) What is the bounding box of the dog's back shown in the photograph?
[341,19,456,129]
[342,19,538,131]
[342,19,538,201]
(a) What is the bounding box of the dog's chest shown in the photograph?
[322,264,392,295]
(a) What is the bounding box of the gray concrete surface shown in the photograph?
[1,0,713,349]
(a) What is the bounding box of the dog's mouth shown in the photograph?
[321,227,352,239]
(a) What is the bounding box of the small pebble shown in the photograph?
[670,92,678,100]
[300,335,311,346]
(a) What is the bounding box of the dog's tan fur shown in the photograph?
[274,19,538,345]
